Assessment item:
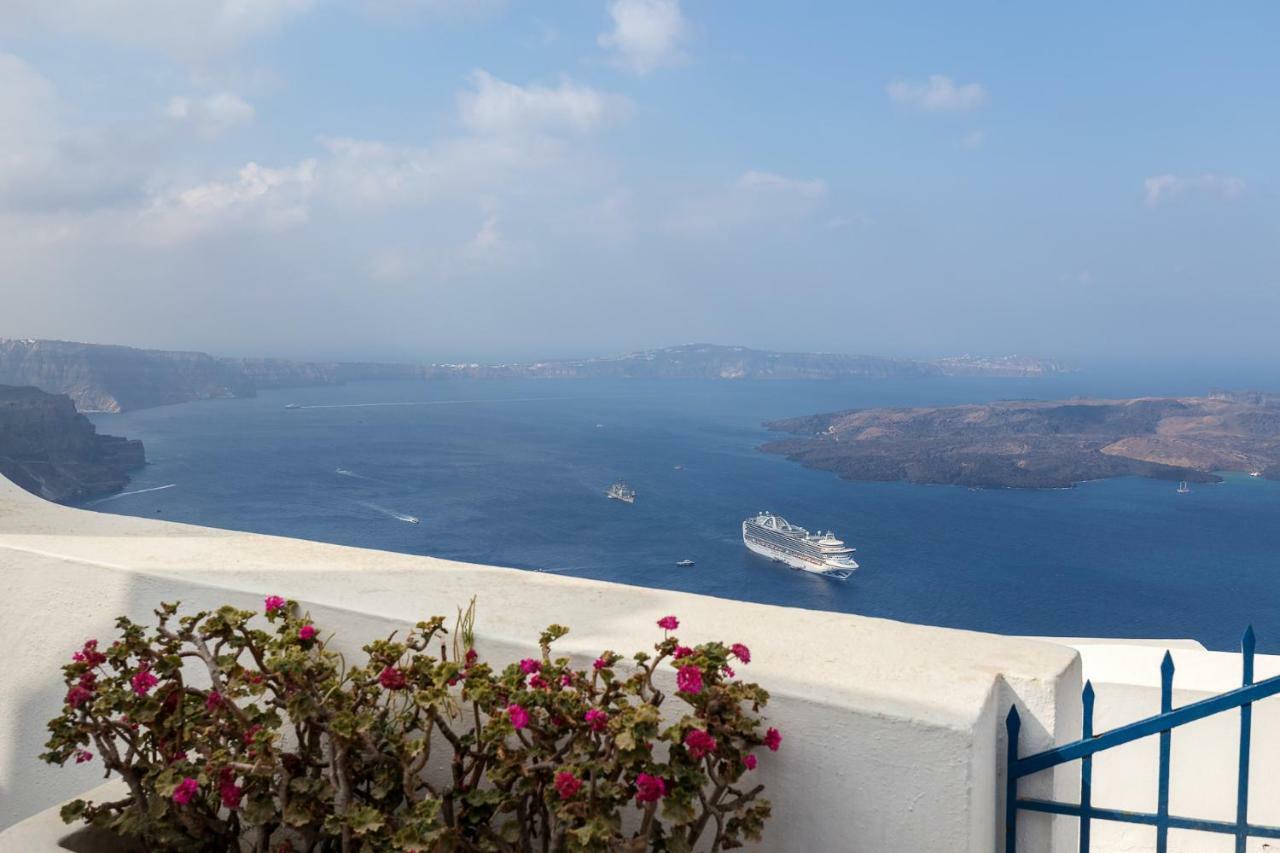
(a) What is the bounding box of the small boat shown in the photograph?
[284,403,301,410]
[1176,481,1191,494]
[404,516,420,525]
[673,464,684,470]
[1250,471,1263,478]
[676,559,695,567]
[607,482,636,504]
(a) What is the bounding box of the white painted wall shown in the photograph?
[1059,641,1280,853]
[0,474,1082,851]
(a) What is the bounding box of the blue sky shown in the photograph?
[1,1,1277,365]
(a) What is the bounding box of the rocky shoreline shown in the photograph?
[1,338,1071,414]
[762,391,1280,489]
[0,385,145,503]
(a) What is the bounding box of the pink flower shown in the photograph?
[676,665,703,695]
[298,625,317,641]
[731,643,751,664]
[219,769,243,809]
[507,703,529,730]
[554,771,582,800]
[465,648,478,666]
[743,753,758,770]
[722,665,736,678]
[205,691,222,712]
[683,728,717,759]
[74,750,93,764]
[72,640,106,667]
[241,724,262,745]
[172,777,199,806]
[519,658,541,675]
[657,615,679,631]
[378,666,407,690]
[584,708,609,732]
[264,595,286,614]
[130,666,159,696]
[560,674,573,687]
[528,674,548,690]
[673,645,693,660]
[593,656,609,671]
[66,685,93,708]
[634,773,666,803]
[764,727,782,752]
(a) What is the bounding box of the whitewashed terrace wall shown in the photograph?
[0,474,1081,851]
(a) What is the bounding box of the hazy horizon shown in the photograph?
[3,2,1278,367]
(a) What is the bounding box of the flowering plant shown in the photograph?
[43,601,776,851]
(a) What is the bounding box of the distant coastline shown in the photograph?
[0,338,1071,414]
[761,391,1280,489]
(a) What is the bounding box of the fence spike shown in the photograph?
[1081,681,1095,853]
[1158,651,1174,853]
[1005,705,1021,853]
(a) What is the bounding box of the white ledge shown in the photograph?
[0,475,1081,851]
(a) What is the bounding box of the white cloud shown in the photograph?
[1144,173,1246,207]
[137,159,317,244]
[887,74,988,113]
[0,0,317,58]
[735,170,826,199]
[165,92,255,137]
[458,71,632,136]
[0,53,57,190]
[598,0,687,75]
[668,170,828,233]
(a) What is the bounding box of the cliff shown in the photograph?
[1,338,1072,414]
[0,385,145,503]
[0,339,252,413]
[762,393,1280,489]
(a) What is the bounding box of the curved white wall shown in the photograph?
[0,474,1082,851]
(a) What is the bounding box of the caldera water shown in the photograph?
[85,374,1280,652]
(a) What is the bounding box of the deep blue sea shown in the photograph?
[85,374,1280,652]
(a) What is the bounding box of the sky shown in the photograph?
[1,1,1278,365]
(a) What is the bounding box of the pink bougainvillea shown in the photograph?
[683,728,717,759]
[554,771,582,800]
[130,666,159,696]
[378,666,407,690]
[764,727,782,752]
[584,708,609,732]
[171,777,199,805]
[676,664,703,695]
[635,773,667,803]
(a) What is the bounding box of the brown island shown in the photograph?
[761,391,1280,489]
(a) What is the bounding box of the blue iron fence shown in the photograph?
[1005,627,1280,853]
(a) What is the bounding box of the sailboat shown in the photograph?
[1176,481,1191,494]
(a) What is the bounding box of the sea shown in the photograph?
[83,372,1280,653]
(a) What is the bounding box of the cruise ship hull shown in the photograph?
[742,520,857,579]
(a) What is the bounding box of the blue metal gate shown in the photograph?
[1005,628,1280,852]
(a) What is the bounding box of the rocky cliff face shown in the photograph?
[0,384,146,502]
[1,338,1073,415]
[763,393,1280,489]
[0,339,253,413]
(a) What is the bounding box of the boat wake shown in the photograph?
[87,483,177,506]
[296,395,574,411]
[358,501,420,525]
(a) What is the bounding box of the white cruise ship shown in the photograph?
[742,512,858,579]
